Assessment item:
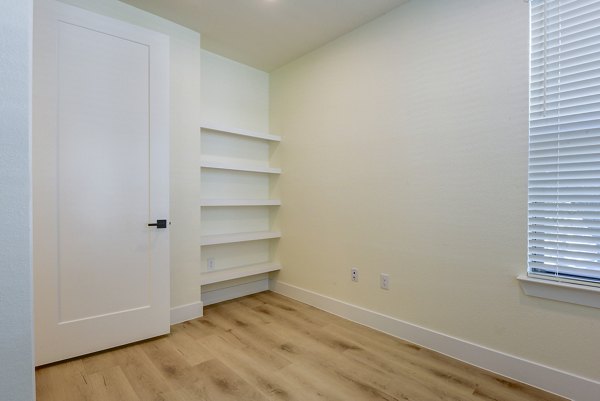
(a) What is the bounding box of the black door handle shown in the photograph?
[148,219,167,229]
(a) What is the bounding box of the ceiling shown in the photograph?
[119,0,408,71]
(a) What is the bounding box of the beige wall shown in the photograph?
[57,0,202,309]
[270,0,600,381]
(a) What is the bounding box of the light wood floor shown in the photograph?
[36,291,567,401]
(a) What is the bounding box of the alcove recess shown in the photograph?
[199,122,281,285]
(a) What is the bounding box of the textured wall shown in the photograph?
[270,0,600,381]
[0,0,35,400]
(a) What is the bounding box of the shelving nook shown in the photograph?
[200,123,282,286]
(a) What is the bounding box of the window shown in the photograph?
[528,0,600,287]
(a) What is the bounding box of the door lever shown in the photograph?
[148,219,167,229]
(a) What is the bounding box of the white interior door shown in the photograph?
[33,0,170,366]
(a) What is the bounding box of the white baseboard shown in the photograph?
[202,278,268,306]
[270,280,600,401]
[170,301,204,325]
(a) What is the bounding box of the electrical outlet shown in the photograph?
[207,257,216,271]
[351,268,359,282]
[380,273,390,290]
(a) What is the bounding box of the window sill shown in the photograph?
[517,274,600,309]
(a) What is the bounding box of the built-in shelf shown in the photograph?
[200,199,282,207]
[201,262,281,285]
[200,231,281,246]
[201,122,281,142]
[201,160,281,175]
[200,121,282,294]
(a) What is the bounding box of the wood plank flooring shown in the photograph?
[36,291,567,401]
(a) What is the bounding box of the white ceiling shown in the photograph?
[119,0,408,71]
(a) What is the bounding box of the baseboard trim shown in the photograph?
[202,279,269,306]
[170,301,204,325]
[270,280,600,401]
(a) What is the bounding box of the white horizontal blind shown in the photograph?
[529,0,600,285]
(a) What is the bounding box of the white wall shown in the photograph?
[0,1,35,400]
[270,0,600,383]
[201,50,269,132]
[54,0,202,310]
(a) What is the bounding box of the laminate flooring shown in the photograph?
[36,291,567,401]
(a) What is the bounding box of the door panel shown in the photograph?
[33,0,170,365]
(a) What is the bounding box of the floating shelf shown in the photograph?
[200,262,281,285]
[201,199,282,207]
[201,160,281,175]
[199,122,282,295]
[201,122,281,142]
[200,231,281,246]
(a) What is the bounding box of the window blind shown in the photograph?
[529,0,600,285]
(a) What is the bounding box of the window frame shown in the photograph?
[522,0,600,307]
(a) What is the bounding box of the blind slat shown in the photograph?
[529,203,600,212]
[529,239,598,253]
[528,129,600,143]
[530,263,600,280]
[529,153,600,166]
[529,248,600,262]
[529,255,600,271]
[528,231,600,244]
[529,217,600,228]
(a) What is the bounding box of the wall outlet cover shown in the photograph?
[380,273,390,290]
